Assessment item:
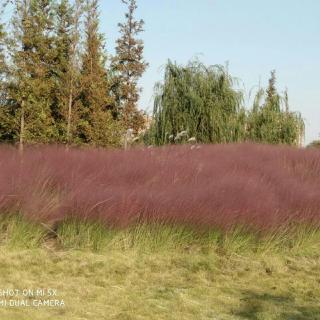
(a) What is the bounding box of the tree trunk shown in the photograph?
[19,100,25,154]
[67,85,73,145]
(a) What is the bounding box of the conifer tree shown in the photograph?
[0,23,5,81]
[53,0,83,143]
[4,0,58,149]
[78,0,121,147]
[0,17,9,139]
[112,0,148,133]
[246,71,304,145]
[52,0,73,139]
[3,0,33,148]
[265,70,280,112]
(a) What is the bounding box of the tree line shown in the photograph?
[0,0,147,150]
[0,1,306,149]
[148,61,305,147]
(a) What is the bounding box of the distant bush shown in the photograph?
[308,140,320,149]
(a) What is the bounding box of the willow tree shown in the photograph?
[151,60,246,145]
[246,71,304,146]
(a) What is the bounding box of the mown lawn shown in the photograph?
[0,244,319,320]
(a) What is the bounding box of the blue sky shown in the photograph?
[101,0,320,144]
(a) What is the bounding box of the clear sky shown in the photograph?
[100,0,320,144]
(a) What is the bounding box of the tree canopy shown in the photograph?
[150,61,304,147]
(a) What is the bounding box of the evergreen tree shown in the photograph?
[0,23,5,81]
[1,0,33,147]
[265,70,280,111]
[0,18,10,140]
[3,0,58,149]
[53,0,83,143]
[52,0,73,139]
[112,0,148,133]
[78,0,121,147]
[246,71,304,146]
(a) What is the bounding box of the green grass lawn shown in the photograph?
[0,217,319,319]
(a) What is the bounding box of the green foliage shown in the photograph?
[0,2,306,149]
[52,0,74,141]
[0,22,5,81]
[0,21,10,140]
[3,0,59,144]
[246,71,304,146]
[151,62,304,147]
[152,60,246,145]
[84,109,124,147]
[77,0,122,147]
[57,218,116,251]
[0,0,124,148]
[112,0,148,133]
[0,214,46,248]
[1,214,320,256]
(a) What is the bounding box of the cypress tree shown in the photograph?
[0,17,7,105]
[4,0,58,149]
[265,70,279,111]
[0,17,11,141]
[2,0,33,147]
[52,0,73,140]
[53,0,83,144]
[78,0,121,147]
[246,71,304,146]
[112,0,148,133]
[0,23,5,81]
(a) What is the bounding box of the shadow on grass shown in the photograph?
[236,290,320,320]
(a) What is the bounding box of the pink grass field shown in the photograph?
[0,143,319,231]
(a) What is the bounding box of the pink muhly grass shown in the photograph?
[0,143,319,232]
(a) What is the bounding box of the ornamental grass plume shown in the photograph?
[0,143,319,231]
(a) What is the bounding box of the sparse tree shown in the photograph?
[112,0,148,133]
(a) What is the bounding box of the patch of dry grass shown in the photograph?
[0,245,319,320]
